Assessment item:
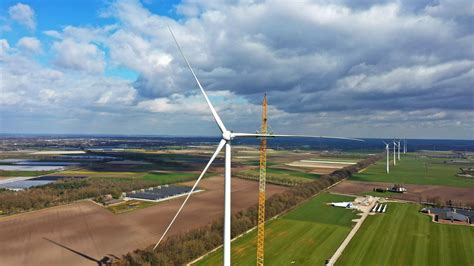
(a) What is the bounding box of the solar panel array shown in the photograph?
[126,185,193,201]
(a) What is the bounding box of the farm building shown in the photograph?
[422,207,474,224]
[331,202,359,210]
[125,185,196,202]
[387,184,407,193]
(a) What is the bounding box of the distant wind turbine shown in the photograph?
[383,142,390,173]
[152,26,363,266]
[393,141,397,166]
[397,140,401,160]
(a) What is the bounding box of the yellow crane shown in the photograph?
[256,94,268,266]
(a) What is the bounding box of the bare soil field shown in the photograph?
[0,176,287,266]
[330,180,474,204]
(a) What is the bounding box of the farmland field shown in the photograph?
[142,172,198,183]
[235,167,320,185]
[0,170,55,177]
[350,154,474,187]
[196,193,358,265]
[336,203,474,266]
[0,176,288,265]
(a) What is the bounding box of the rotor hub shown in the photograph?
[222,131,232,141]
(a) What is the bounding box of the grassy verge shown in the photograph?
[336,203,474,266]
[106,200,158,214]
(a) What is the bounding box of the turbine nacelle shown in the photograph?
[223,131,232,141]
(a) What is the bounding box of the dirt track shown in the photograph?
[330,180,474,204]
[0,176,287,266]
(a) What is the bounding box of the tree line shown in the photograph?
[0,178,165,215]
[235,174,306,187]
[119,154,382,265]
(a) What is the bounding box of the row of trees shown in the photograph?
[120,154,382,265]
[0,178,165,215]
[235,174,306,187]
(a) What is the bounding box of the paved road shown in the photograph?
[327,198,378,266]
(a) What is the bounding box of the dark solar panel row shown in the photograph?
[126,185,193,201]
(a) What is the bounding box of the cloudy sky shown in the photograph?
[0,0,472,139]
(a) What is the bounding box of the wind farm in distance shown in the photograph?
[1,0,473,266]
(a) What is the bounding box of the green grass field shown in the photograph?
[196,193,358,265]
[351,154,474,187]
[236,167,320,184]
[336,203,474,266]
[142,172,198,183]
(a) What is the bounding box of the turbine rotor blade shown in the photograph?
[153,139,226,250]
[168,26,227,133]
[231,132,364,142]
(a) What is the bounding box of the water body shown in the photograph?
[0,165,65,171]
[15,161,80,166]
[0,159,30,163]
[0,180,54,190]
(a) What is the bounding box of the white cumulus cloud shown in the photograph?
[8,3,36,30]
[17,37,41,53]
[52,39,105,73]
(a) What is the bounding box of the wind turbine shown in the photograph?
[393,141,397,166]
[404,139,407,154]
[397,140,401,160]
[383,142,390,173]
[153,26,363,266]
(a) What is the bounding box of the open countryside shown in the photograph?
[196,193,359,265]
[1,0,473,265]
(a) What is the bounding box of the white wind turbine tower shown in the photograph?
[383,142,390,173]
[404,139,407,154]
[393,141,397,166]
[152,26,363,266]
[397,140,401,160]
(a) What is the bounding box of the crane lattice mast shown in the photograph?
[256,94,268,266]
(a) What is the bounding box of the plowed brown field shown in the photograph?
[0,176,287,266]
